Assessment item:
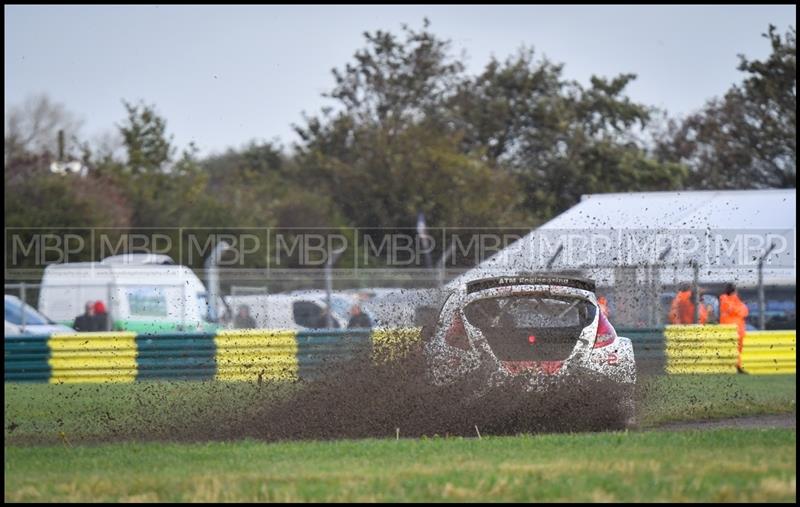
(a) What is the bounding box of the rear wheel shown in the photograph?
[610,384,637,430]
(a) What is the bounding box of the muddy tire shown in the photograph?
[610,384,637,430]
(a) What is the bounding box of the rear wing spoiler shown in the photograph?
[466,276,596,294]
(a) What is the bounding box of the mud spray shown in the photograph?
[239,346,634,442]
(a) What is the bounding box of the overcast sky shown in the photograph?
[5,4,796,156]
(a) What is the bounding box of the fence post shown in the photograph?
[692,261,700,324]
[106,282,113,331]
[758,243,777,330]
[325,245,347,329]
[182,282,186,331]
[205,241,231,323]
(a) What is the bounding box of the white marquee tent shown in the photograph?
[453,189,796,289]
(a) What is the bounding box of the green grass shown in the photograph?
[4,381,295,445]
[4,375,796,501]
[4,429,796,502]
[636,374,796,428]
[5,375,795,444]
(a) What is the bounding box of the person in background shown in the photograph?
[347,303,372,329]
[234,305,257,329]
[719,283,749,373]
[694,289,709,324]
[669,283,708,325]
[92,300,110,331]
[73,302,95,332]
[703,291,717,323]
[597,296,610,317]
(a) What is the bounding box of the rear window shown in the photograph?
[293,300,324,328]
[464,295,595,329]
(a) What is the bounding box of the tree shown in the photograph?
[656,25,796,189]
[5,158,133,271]
[294,21,529,230]
[301,120,526,228]
[449,48,687,218]
[4,94,83,164]
[320,18,465,129]
[92,101,209,227]
[201,140,306,228]
[4,96,131,268]
[118,100,175,174]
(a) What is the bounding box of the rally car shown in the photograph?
[421,275,636,428]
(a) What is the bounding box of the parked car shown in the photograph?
[422,274,636,428]
[355,287,441,328]
[5,294,73,335]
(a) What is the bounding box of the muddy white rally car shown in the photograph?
[421,275,636,428]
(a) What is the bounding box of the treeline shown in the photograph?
[4,22,795,268]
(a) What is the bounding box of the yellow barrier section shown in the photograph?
[372,327,423,362]
[665,325,738,374]
[48,332,138,383]
[214,329,298,381]
[742,330,796,375]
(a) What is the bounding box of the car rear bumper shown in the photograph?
[488,337,636,391]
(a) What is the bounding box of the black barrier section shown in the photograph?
[4,335,51,382]
[296,329,372,380]
[618,328,667,375]
[135,332,216,381]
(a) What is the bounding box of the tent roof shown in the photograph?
[450,189,796,288]
[541,189,795,231]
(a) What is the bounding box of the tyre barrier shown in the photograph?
[5,328,402,383]
[4,326,794,382]
[741,330,796,375]
[664,324,740,374]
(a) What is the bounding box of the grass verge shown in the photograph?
[636,374,796,427]
[4,428,796,502]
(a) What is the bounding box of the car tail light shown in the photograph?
[593,311,617,348]
[444,313,471,351]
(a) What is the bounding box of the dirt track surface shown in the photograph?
[652,413,796,432]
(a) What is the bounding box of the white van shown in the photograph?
[225,291,374,330]
[38,254,221,333]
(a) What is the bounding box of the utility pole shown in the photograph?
[691,260,700,324]
[58,130,65,161]
[654,246,672,326]
[437,243,456,287]
[205,241,232,323]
